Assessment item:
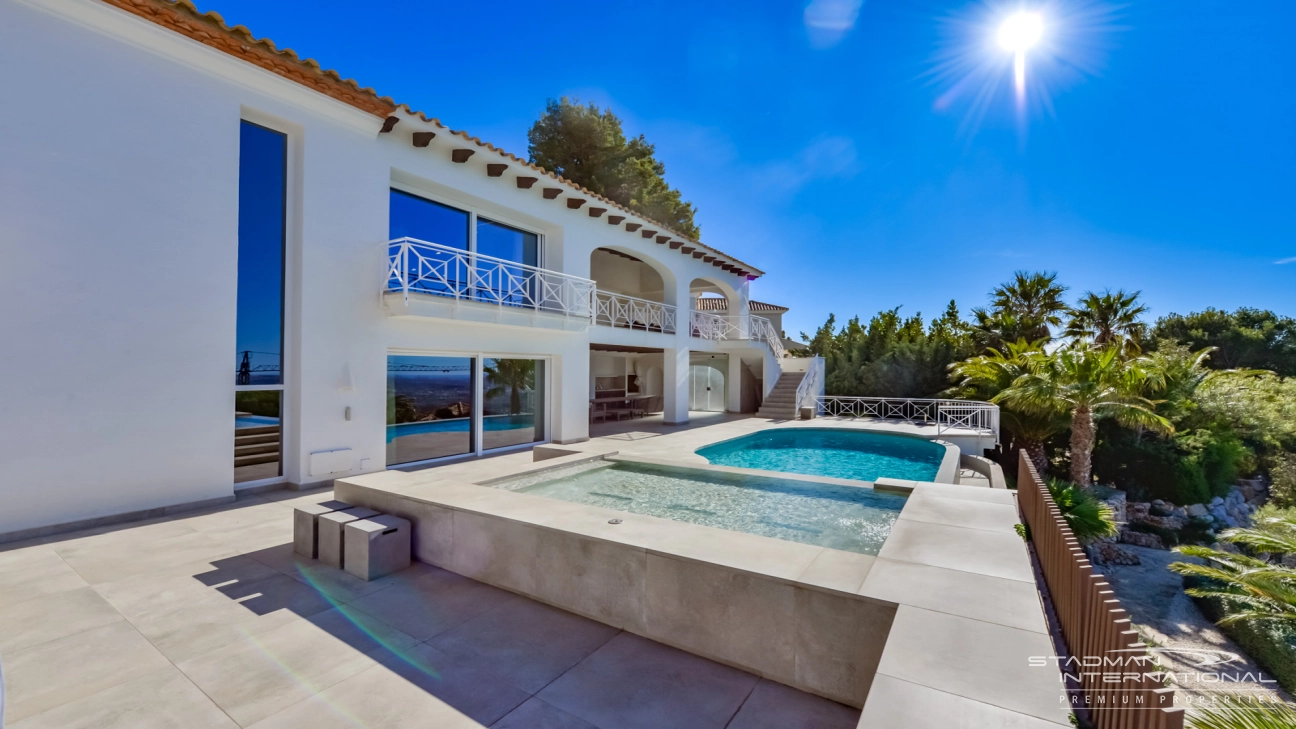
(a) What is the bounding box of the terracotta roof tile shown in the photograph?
[694,299,788,313]
[105,0,762,276]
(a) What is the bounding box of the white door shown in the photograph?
[689,365,726,412]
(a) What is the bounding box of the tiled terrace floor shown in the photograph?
[0,488,860,729]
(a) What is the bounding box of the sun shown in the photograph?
[998,12,1044,53]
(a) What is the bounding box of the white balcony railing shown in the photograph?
[794,356,825,414]
[387,238,595,319]
[593,292,677,333]
[816,396,1000,442]
[688,311,785,359]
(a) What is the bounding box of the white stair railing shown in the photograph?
[593,292,677,333]
[816,396,1000,442]
[794,356,825,414]
[749,315,786,359]
[688,311,786,359]
[387,238,595,318]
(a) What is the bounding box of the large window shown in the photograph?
[389,189,469,249]
[476,218,538,266]
[235,120,287,483]
[387,356,476,465]
[483,358,545,450]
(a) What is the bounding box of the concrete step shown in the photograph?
[235,433,279,446]
[237,425,280,437]
[234,453,279,467]
[235,443,279,456]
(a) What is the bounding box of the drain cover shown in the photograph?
[608,518,623,525]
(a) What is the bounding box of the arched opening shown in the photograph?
[591,247,680,332]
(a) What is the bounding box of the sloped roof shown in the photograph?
[102,0,763,276]
[694,299,788,313]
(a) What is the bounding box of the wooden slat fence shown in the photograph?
[1017,450,1186,729]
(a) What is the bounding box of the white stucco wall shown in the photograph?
[0,0,766,536]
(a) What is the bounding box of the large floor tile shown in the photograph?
[726,679,859,729]
[0,585,123,653]
[9,665,238,729]
[176,614,382,726]
[859,675,1068,728]
[491,697,599,729]
[55,529,238,585]
[428,593,620,693]
[373,642,532,726]
[898,493,1022,533]
[0,546,88,609]
[2,620,172,723]
[346,564,515,641]
[99,566,335,662]
[537,632,760,729]
[860,558,1048,633]
[246,662,483,729]
[875,606,1068,725]
[876,519,1035,582]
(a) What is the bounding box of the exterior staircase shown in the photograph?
[755,372,805,420]
[235,425,280,468]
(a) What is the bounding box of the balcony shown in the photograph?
[593,291,677,333]
[386,238,595,327]
[688,310,785,358]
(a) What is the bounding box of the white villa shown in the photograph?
[0,0,817,540]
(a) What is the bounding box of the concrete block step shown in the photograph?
[237,425,280,437]
[234,453,279,467]
[235,433,280,446]
[235,443,280,456]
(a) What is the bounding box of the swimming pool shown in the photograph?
[385,414,534,443]
[235,415,279,429]
[696,428,946,483]
[495,459,907,555]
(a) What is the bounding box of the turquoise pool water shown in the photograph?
[497,460,907,555]
[385,414,533,443]
[696,428,944,483]
[235,415,279,429]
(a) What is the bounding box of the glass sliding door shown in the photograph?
[483,358,545,450]
[235,120,286,483]
[386,355,476,465]
[475,218,540,308]
[388,190,470,297]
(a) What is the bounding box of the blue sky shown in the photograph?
[209,0,1293,339]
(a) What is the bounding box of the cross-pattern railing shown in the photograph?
[593,292,677,333]
[688,311,786,359]
[816,396,999,441]
[748,315,785,359]
[387,238,595,318]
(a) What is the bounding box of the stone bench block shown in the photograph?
[317,507,379,569]
[344,514,412,581]
[292,500,354,558]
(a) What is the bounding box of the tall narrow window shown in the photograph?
[387,355,476,465]
[234,121,286,483]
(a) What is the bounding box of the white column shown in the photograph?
[553,352,590,444]
[662,346,690,424]
[735,279,752,339]
[727,354,744,413]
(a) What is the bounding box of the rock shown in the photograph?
[1187,503,1208,518]
[1210,496,1225,508]
[1171,507,1188,519]
[1120,529,1165,550]
[1283,554,1296,569]
[1101,491,1128,523]
[1129,502,1151,521]
[1240,483,1256,502]
[1091,541,1141,566]
[1135,514,1185,530]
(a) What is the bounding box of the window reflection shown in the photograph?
[483,358,545,450]
[235,390,281,482]
[386,356,476,465]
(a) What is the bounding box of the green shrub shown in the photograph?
[1045,478,1118,542]
[1179,428,1253,498]
[1185,574,1296,695]
[234,390,280,418]
[1271,454,1296,509]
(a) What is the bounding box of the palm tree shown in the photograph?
[1065,289,1149,350]
[1170,513,1296,627]
[483,359,535,415]
[949,339,1067,473]
[1047,477,1119,542]
[995,344,1173,486]
[971,271,1069,349]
